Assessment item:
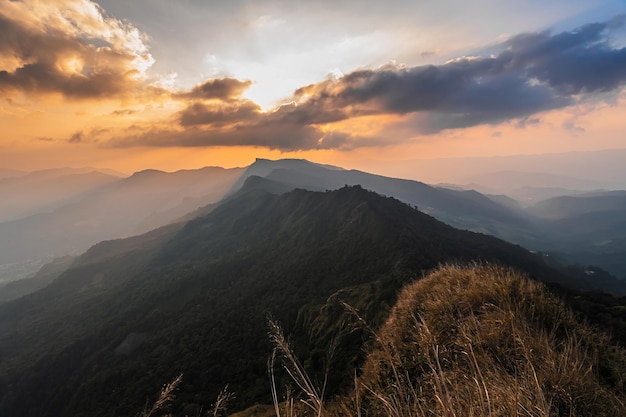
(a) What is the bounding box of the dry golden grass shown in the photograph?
[139,374,234,417]
[355,264,626,417]
[139,373,183,417]
[144,264,626,417]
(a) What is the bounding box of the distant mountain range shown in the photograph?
[0,178,615,417]
[0,168,26,180]
[0,166,243,283]
[0,168,122,223]
[460,170,611,204]
[2,158,626,292]
[235,159,626,284]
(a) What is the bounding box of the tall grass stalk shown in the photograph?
[139,373,183,417]
[268,319,327,417]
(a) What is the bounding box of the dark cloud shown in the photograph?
[0,60,133,98]
[285,16,626,134]
[179,101,261,126]
[112,16,626,150]
[504,17,626,95]
[169,79,357,149]
[284,61,566,135]
[175,78,253,101]
[516,117,542,129]
[68,131,84,144]
[111,122,354,151]
[271,101,355,125]
[111,109,138,116]
[67,127,109,144]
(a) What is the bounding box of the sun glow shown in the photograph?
[60,56,84,74]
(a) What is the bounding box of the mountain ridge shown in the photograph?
[0,182,597,417]
[2,157,626,301]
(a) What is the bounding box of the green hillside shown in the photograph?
[0,183,621,416]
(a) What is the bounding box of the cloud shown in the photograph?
[283,15,626,134]
[0,0,154,98]
[503,16,626,95]
[562,119,585,134]
[111,109,137,116]
[179,101,262,127]
[36,136,55,142]
[112,15,626,151]
[67,127,109,144]
[175,78,253,101]
[110,122,355,151]
[160,75,359,148]
[516,117,541,129]
[68,131,84,143]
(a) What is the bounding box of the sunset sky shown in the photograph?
[1,0,625,175]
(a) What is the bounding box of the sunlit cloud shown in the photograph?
[0,0,154,98]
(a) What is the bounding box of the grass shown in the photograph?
[142,264,626,416]
[270,264,626,417]
[139,373,183,417]
[139,374,232,417]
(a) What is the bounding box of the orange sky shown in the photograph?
[1,0,625,176]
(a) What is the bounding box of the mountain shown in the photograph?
[529,190,626,219]
[467,170,607,190]
[234,159,535,243]
[0,181,598,417]
[445,171,614,205]
[3,158,626,296]
[428,182,626,279]
[0,256,75,304]
[229,158,343,192]
[0,168,26,180]
[522,191,626,278]
[0,166,244,284]
[0,168,123,223]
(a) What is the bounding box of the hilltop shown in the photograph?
[268,265,626,417]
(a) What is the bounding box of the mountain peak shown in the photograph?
[128,168,166,178]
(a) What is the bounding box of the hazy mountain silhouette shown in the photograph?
[0,168,122,223]
[0,168,26,180]
[529,190,626,219]
[521,191,626,278]
[467,170,607,189]
[2,158,625,296]
[0,166,244,284]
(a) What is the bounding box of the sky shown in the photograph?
[0,0,625,175]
